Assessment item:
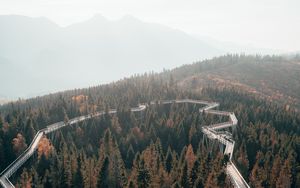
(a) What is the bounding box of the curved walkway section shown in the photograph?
[0,99,249,188]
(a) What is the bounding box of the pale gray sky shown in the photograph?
[0,0,299,52]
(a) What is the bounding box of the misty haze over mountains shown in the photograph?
[0,14,282,99]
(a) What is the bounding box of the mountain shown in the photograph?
[195,35,285,55]
[0,54,300,187]
[0,14,222,99]
[166,55,300,108]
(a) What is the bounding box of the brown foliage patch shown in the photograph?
[166,119,174,128]
[185,144,196,171]
[131,127,144,139]
[38,136,53,159]
[12,133,27,155]
[72,95,88,103]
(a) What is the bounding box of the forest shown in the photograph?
[1,55,300,188]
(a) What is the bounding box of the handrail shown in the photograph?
[0,130,42,176]
[228,162,250,188]
[0,100,250,188]
[202,107,249,187]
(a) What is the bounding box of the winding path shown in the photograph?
[0,99,249,188]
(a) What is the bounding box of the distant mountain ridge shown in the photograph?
[0,14,222,98]
[168,55,300,108]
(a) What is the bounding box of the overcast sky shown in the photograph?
[1,0,299,52]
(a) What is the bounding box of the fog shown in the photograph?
[0,15,222,99]
[0,0,299,99]
[1,0,299,51]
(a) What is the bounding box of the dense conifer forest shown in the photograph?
[1,55,300,187]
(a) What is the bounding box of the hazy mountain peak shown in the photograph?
[89,13,108,22]
[66,13,108,29]
[0,14,33,21]
[0,14,58,27]
[0,14,222,98]
[119,14,142,23]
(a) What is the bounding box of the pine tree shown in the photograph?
[137,158,150,188]
[270,154,281,187]
[19,168,32,188]
[190,159,200,187]
[237,142,249,178]
[155,138,164,162]
[171,181,181,188]
[25,117,36,143]
[165,146,173,173]
[194,176,205,188]
[97,156,110,188]
[12,133,27,156]
[42,169,52,187]
[205,171,218,188]
[63,107,69,124]
[179,146,187,166]
[180,161,190,188]
[249,162,264,188]
[73,156,83,188]
[185,144,196,173]
[249,152,265,188]
[276,159,291,188]
[129,152,141,187]
[126,144,135,169]
[127,180,135,188]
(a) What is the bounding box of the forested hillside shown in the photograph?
[1,55,300,187]
[168,55,300,108]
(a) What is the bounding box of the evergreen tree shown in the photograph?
[276,159,292,188]
[98,156,109,188]
[137,159,150,188]
[165,146,173,173]
[180,161,190,188]
[126,144,135,168]
[190,159,201,187]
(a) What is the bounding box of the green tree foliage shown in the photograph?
[1,56,300,187]
[137,159,150,188]
[97,156,109,188]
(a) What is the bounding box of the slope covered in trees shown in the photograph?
[1,55,300,187]
[168,55,300,108]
